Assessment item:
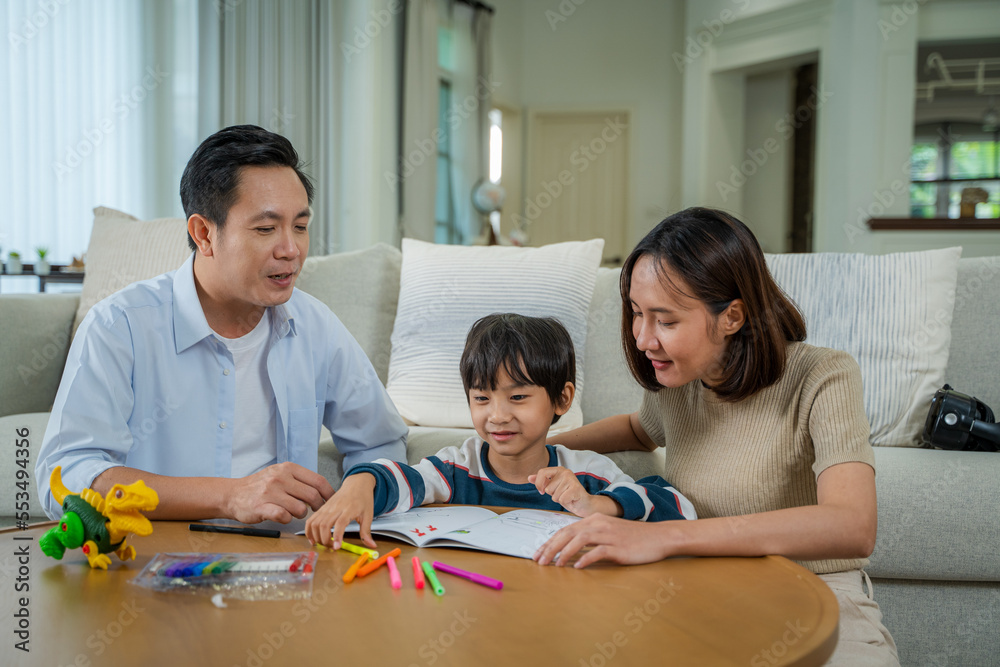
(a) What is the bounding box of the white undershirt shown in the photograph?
[217,310,277,478]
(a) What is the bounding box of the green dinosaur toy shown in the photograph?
[40,466,159,569]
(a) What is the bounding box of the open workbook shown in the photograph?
[314,507,581,560]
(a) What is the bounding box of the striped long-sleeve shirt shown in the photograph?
[346,436,697,522]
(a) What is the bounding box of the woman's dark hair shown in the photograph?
[179,124,314,250]
[620,207,806,402]
[460,313,576,424]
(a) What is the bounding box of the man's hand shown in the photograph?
[528,467,622,519]
[304,473,378,550]
[225,462,334,524]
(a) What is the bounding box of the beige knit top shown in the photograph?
[638,342,876,574]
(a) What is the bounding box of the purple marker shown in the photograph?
[432,561,503,590]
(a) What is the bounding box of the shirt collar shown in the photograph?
[172,252,299,353]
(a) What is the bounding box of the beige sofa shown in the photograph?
[1,242,998,666]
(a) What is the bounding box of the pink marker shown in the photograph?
[412,556,425,589]
[432,561,503,590]
[387,556,402,590]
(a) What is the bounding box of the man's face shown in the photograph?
[202,165,310,317]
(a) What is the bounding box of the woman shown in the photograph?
[536,207,898,665]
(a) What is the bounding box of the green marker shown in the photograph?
[421,560,445,596]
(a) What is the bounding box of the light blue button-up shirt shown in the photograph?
[36,252,407,518]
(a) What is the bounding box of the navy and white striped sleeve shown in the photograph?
[554,446,697,522]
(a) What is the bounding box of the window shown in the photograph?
[911,122,1000,219]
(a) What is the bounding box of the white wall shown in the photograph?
[742,69,794,253]
[491,0,687,249]
[681,0,1000,256]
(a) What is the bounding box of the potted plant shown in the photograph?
[34,247,51,276]
[6,250,23,275]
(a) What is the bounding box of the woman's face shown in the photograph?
[628,255,736,388]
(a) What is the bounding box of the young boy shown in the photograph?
[304,313,695,550]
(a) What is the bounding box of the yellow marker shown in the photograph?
[339,541,379,560]
[342,553,370,584]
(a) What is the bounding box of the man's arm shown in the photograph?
[92,463,333,524]
[321,314,408,469]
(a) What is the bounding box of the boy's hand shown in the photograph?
[529,467,622,518]
[304,473,378,550]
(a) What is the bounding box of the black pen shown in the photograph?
[189,524,281,539]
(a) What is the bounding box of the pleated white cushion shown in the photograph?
[766,247,962,446]
[387,238,604,433]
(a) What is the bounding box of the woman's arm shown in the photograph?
[548,413,658,454]
[534,461,877,567]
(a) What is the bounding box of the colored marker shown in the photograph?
[432,561,503,590]
[412,556,425,589]
[387,556,402,590]
[421,561,445,596]
[342,553,369,584]
[358,547,402,577]
[339,541,379,560]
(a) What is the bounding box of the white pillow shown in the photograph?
[387,238,605,434]
[73,207,191,334]
[765,247,962,447]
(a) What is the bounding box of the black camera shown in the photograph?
[922,385,1000,452]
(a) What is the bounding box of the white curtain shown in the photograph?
[0,0,193,268]
[447,1,492,244]
[197,0,341,256]
[400,0,440,242]
[2,0,401,279]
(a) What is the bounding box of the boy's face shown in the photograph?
[468,366,572,460]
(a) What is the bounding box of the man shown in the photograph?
[36,125,407,523]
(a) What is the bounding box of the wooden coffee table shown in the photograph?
[1,517,837,666]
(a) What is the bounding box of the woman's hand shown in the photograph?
[533,513,674,568]
[303,473,378,550]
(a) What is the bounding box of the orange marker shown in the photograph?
[358,547,402,577]
[412,556,425,589]
[342,553,369,584]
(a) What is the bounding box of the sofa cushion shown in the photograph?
[73,207,190,335]
[581,267,644,423]
[0,412,55,522]
[868,447,1000,581]
[766,247,962,447]
[386,238,604,433]
[295,243,401,385]
[0,293,79,418]
[945,256,1000,412]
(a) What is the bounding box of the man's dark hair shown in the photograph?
[179,124,314,250]
[460,313,576,424]
[620,206,806,402]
